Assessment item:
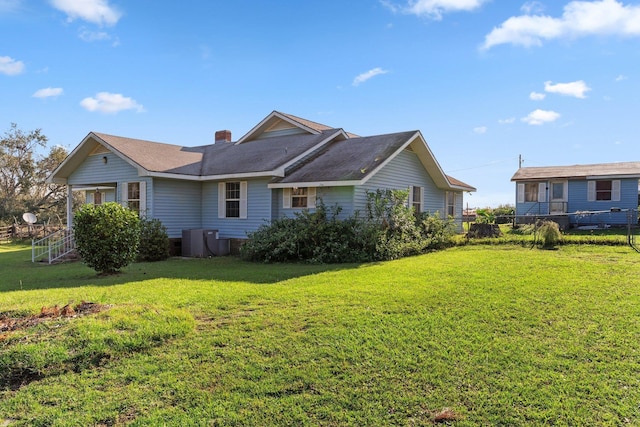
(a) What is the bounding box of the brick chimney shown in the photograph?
[215,130,232,143]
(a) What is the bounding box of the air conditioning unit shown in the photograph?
[182,229,218,257]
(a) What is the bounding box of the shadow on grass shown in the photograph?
[0,243,362,292]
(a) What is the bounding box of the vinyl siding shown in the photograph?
[202,178,273,239]
[515,178,638,225]
[567,178,637,225]
[274,186,355,220]
[354,149,448,215]
[153,179,202,238]
[515,181,549,217]
[68,152,152,217]
[68,152,137,185]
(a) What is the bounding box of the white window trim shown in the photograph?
[283,187,316,209]
[588,179,620,202]
[408,186,424,213]
[518,182,546,203]
[120,181,146,217]
[537,182,546,203]
[87,191,106,206]
[446,191,456,217]
[517,183,524,203]
[218,181,247,219]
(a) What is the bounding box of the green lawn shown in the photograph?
[1,243,640,426]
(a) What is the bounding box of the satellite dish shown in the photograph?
[23,212,37,224]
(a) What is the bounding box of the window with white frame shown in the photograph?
[588,180,620,202]
[121,181,146,217]
[446,191,456,217]
[292,188,309,208]
[218,181,247,218]
[408,185,423,214]
[412,186,422,213]
[127,182,140,212]
[87,190,104,206]
[524,183,538,202]
[283,187,316,209]
[517,182,546,204]
[225,182,240,218]
[596,180,612,200]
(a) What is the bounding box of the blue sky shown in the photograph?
[1,0,639,208]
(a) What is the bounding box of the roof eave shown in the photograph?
[268,180,362,189]
[145,170,284,181]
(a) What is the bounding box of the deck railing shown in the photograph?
[32,229,76,264]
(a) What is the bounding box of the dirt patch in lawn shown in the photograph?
[0,302,108,340]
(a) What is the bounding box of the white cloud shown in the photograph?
[482,0,640,50]
[498,117,516,124]
[544,80,591,98]
[615,74,627,81]
[521,109,561,125]
[80,92,144,114]
[79,28,111,41]
[529,91,546,100]
[353,67,389,86]
[521,1,544,14]
[33,87,63,98]
[0,55,24,75]
[382,0,488,20]
[50,0,121,26]
[473,126,487,134]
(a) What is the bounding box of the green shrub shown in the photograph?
[241,191,456,263]
[537,220,562,248]
[73,202,140,274]
[138,218,170,262]
[241,203,373,263]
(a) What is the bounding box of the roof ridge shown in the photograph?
[275,111,333,132]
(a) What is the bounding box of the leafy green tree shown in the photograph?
[0,123,71,225]
[73,202,141,274]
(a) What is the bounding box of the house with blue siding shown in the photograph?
[511,162,640,227]
[49,111,475,251]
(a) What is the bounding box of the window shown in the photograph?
[218,181,247,219]
[87,190,104,206]
[121,181,146,217]
[408,186,423,213]
[127,182,140,213]
[446,192,456,217]
[596,180,612,201]
[524,183,538,202]
[551,183,564,200]
[225,182,241,218]
[283,187,316,209]
[292,188,308,208]
[412,186,422,213]
[588,180,620,202]
[517,182,546,204]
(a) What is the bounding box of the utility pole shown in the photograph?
[518,154,523,169]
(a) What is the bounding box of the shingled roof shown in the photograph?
[93,133,206,175]
[274,131,417,184]
[49,111,474,193]
[511,162,640,181]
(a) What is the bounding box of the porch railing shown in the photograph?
[32,229,76,264]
